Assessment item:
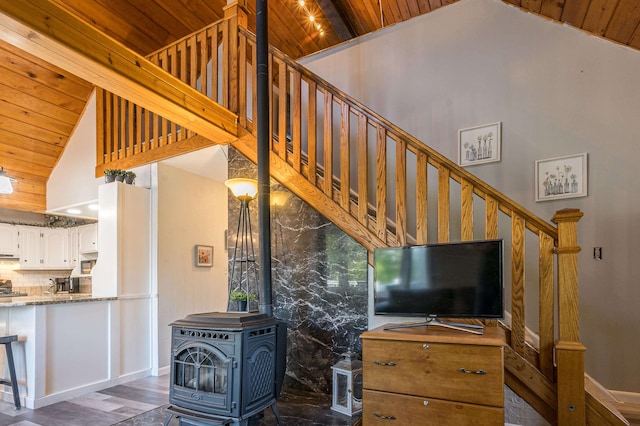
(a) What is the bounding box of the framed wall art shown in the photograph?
[458,122,501,166]
[195,245,214,267]
[535,153,588,202]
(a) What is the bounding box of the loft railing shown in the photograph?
[96,5,597,424]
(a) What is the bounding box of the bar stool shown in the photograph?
[0,335,20,409]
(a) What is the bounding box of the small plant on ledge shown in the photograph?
[124,171,136,185]
[104,169,118,183]
[230,291,257,302]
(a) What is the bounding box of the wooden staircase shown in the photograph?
[95,4,629,425]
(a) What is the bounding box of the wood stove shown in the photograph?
[166,312,283,426]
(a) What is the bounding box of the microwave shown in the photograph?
[81,259,96,274]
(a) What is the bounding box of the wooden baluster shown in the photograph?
[277,60,287,160]
[415,151,428,245]
[96,89,106,167]
[238,32,248,129]
[552,208,585,426]
[118,96,126,159]
[251,38,257,135]
[485,194,498,239]
[209,26,220,107]
[168,44,179,143]
[437,166,450,242]
[539,232,555,380]
[375,125,387,242]
[221,19,230,109]
[127,99,134,154]
[461,178,473,241]
[511,212,526,356]
[307,80,317,186]
[178,40,189,138]
[340,101,350,211]
[224,2,239,113]
[357,112,368,227]
[395,136,406,246]
[135,104,143,154]
[323,91,333,198]
[292,69,302,172]
[159,49,169,147]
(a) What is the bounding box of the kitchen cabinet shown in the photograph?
[361,325,505,425]
[18,226,71,270]
[78,223,98,253]
[0,223,19,257]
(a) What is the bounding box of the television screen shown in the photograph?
[374,239,504,319]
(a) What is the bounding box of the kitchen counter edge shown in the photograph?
[0,294,117,307]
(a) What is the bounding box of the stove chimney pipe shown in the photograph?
[256,0,272,317]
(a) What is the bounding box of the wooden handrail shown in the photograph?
[95,9,593,424]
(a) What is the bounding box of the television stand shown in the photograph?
[383,318,485,335]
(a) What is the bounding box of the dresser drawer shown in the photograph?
[363,339,503,407]
[363,389,504,426]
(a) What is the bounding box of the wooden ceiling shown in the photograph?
[1,0,639,214]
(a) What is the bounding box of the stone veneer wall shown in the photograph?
[228,148,368,394]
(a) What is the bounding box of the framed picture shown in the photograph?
[535,153,588,202]
[458,122,501,166]
[195,245,213,267]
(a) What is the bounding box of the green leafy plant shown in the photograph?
[104,169,118,176]
[230,291,257,302]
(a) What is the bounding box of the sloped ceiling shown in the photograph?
[0,0,639,214]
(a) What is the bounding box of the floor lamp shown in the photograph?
[225,178,259,312]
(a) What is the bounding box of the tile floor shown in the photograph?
[0,375,359,426]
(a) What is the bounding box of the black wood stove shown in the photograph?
[166,312,285,426]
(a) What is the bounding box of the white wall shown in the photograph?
[301,0,640,393]
[47,92,102,210]
[156,163,228,369]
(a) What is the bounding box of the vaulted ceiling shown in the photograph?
[1,0,639,214]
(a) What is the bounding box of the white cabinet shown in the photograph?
[0,223,19,257]
[17,226,71,270]
[78,223,98,254]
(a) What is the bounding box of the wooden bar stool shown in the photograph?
[0,335,20,409]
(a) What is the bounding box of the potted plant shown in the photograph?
[114,169,127,182]
[104,169,118,183]
[230,290,257,311]
[124,171,136,184]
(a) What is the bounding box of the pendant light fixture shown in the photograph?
[0,167,16,194]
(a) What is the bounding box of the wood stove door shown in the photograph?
[170,342,237,415]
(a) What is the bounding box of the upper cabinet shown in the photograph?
[0,224,19,258]
[78,223,98,254]
[17,226,71,270]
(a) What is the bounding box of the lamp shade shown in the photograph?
[225,178,258,201]
[0,167,15,195]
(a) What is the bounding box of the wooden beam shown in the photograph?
[0,0,237,146]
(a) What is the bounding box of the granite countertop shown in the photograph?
[0,293,116,307]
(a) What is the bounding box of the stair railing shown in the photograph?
[95,5,586,423]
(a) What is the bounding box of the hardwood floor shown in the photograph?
[0,375,360,425]
[0,375,169,426]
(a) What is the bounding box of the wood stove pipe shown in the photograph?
[256,0,273,317]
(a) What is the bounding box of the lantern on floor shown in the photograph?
[331,350,363,416]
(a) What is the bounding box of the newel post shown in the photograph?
[223,0,248,113]
[551,208,585,425]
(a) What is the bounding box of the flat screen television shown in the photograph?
[373,239,504,334]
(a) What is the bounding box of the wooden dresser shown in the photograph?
[360,324,506,425]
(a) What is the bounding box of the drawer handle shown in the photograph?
[459,367,486,375]
[374,360,396,367]
[374,413,396,420]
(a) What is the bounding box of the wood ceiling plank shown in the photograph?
[53,0,165,54]
[582,0,620,36]
[429,0,443,9]
[540,0,565,21]
[0,155,53,178]
[0,115,66,147]
[0,192,47,213]
[0,129,64,157]
[603,0,640,44]
[0,137,58,167]
[383,0,404,24]
[561,0,591,27]
[416,0,433,14]
[0,41,94,101]
[0,0,237,145]
[629,25,640,49]
[0,100,75,135]
[0,72,86,115]
[521,0,543,13]
[0,81,82,124]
